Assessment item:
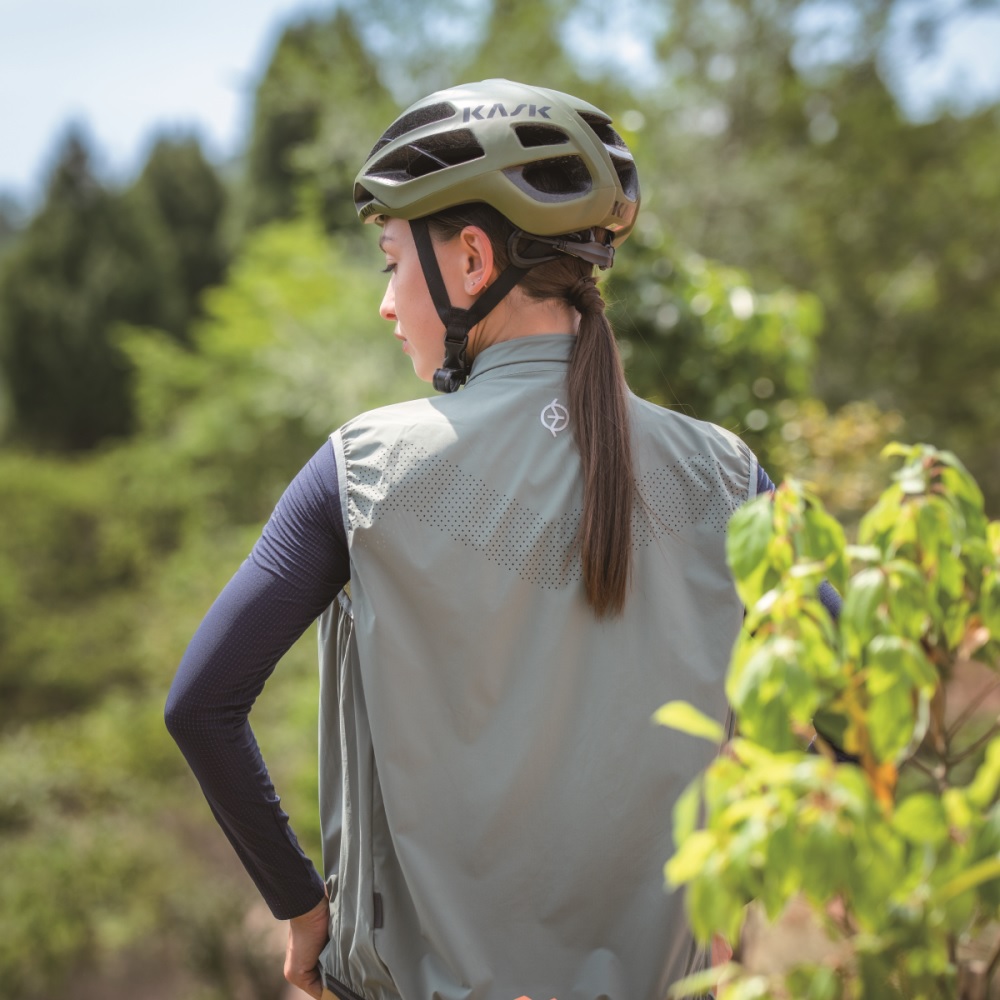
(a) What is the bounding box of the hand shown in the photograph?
[712,933,734,1000]
[284,896,330,998]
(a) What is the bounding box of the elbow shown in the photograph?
[164,680,197,747]
[164,687,183,743]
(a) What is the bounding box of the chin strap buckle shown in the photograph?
[432,314,471,394]
[433,367,466,393]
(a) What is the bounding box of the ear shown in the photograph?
[457,225,496,296]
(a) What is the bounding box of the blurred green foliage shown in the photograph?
[608,230,822,472]
[1,0,998,995]
[0,219,415,997]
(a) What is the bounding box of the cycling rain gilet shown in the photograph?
[318,334,757,1000]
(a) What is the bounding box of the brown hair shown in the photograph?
[427,205,635,617]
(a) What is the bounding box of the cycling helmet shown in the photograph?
[355,79,640,392]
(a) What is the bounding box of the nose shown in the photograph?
[379,280,396,322]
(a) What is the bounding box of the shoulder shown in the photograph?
[630,393,751,457]
[338,396,442,438]
[335,395,463,462]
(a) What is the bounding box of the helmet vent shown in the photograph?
[367,129,485,182]
[368,102,457,157]
[353,182,376,214]
[578,112,629,153]
[504,155,593,201]
[513,124,570,148]
[610,153,639,201]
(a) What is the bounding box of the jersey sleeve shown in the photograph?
[757,464,776,496]
[165,441,350,918]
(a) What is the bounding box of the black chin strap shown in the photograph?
[409,218,529,393]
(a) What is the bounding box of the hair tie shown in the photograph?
[568,276,605,315]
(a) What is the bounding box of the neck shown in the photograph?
[468,293,580,357]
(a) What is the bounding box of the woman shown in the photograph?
[166,79,772,1000]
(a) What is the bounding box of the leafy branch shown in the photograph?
[661,443,1000,999]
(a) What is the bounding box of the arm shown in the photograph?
[164,441,349,919]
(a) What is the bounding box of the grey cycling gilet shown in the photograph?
[318,334,756,1000]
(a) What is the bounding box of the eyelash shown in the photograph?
[381,263,396,274]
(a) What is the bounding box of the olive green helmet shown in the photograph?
[354,79,640,245]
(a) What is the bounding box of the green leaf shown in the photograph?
[867,679,915,762]
[866,635,937,693]
[727,638,817,751]
[940,463,986,518]
[801,498,848,593]
[786,965,840,1000]
[936,857,1000,903]
[653,701,725,743]
[916,500,952,567]
[665,830,717,886]
[884,560,931,641]
[672,777,703,850]
[936,547,966,602]
[727,496,774,584]
[848,543,882,563]
[881,442,915,462]
[892,793,949,847]
[686,870,745,944]
[842,567,886,648]
[967,737,1000,810]
[667,963,741,998]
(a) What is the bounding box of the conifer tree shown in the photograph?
[0,133,181,447]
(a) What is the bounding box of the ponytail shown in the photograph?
[427,207,635,617]
[565,278,634,617]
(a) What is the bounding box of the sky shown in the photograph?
[0,0,325,206]
[2,0,1000,211]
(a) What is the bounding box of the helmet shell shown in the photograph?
[354,79,639,245]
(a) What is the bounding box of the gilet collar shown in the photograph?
[464,334,576,387]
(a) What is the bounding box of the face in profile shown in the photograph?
[378,218,449,382]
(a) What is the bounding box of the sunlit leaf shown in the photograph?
[653,701,725,743]
[672,778,703,849]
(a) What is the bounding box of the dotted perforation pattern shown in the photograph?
[347,439,748,588]
[632,453,748,549]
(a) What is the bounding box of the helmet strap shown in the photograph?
[409,218,528,393]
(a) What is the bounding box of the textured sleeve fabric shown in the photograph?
[165,440,350,919]
[756,463,776,497]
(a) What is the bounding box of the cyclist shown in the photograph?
[167,79,782,1000]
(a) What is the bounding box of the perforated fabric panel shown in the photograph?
[633,452,749,548]
[347,439,748,589]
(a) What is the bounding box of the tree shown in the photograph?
[129,135,230,335]
[0,131,230,449]
[661,444,1000,998]
[630,0,1000,509]
[0,131,180,448]
[0,192,24,262]
[241,9,395,234]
